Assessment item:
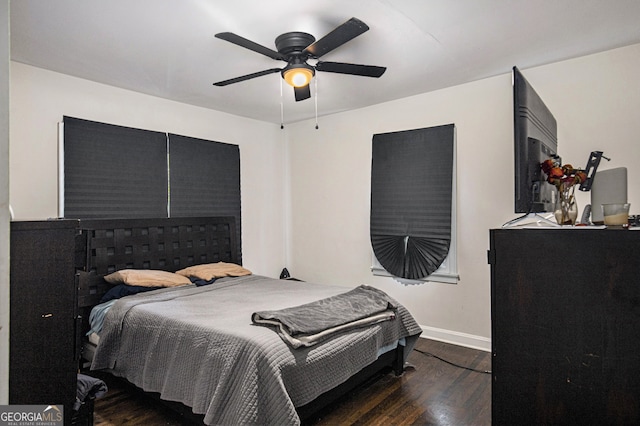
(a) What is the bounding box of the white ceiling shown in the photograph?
[10,0,640,125]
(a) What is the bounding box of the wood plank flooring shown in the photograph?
[93,338,491,425]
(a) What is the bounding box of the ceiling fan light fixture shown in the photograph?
[282,64,315,87]
[213,18,385,102]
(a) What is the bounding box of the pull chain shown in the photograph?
[280,78,284,129]
[314,74,319,129]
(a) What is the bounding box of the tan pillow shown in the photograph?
[104,269,192,287]
[176,262,252,281]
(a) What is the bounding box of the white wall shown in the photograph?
[9,62,288,277]
[0,0,10,404]
[285,43,640,350]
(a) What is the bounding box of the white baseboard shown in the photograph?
[419,325,491,352]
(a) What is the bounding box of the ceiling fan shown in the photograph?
[213,17,386,102]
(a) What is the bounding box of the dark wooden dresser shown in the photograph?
[9,220,84,423]
[489,228,640,425]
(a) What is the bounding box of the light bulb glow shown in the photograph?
[283,67,314,87]
[291,71,309,86]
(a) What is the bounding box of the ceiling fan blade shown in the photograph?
[294,85,311,102]
[315,61,386,78]
[213,68,282,86]
[303,17,369,58]
[215,32,285,60]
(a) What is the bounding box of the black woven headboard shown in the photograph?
[77,216,238,307]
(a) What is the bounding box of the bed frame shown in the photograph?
[76,216,405,423]
[76,216,239,308]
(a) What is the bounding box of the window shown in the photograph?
[60,116,242,261]
[370,124,458,284]
[62,116,168,218]
[167,133,240,220]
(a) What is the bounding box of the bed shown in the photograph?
[77,216,422,425]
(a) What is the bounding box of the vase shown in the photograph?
[554,185,578,225]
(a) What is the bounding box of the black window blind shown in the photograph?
[370,124,454,279]
[63,116,168,218]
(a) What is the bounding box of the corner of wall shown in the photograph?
[1,0,11,404]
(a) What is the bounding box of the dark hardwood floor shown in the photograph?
[93,338,491,425]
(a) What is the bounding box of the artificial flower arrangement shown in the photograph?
[540,158,588,225]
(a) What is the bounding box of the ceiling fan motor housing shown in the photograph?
[275,32,316,56]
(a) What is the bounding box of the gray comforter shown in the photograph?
[91,275,422,425]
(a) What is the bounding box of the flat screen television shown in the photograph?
[513,66,558,214]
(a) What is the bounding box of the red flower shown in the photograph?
[575,171,587,184]
[541,159,555,173]
[549,167,564,179]
[540,158,586,190]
